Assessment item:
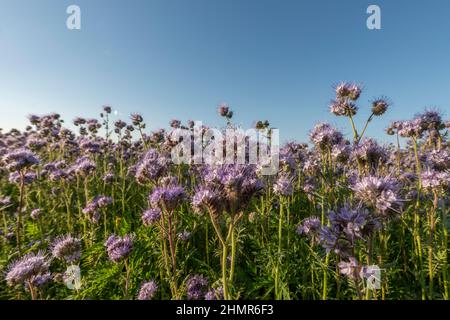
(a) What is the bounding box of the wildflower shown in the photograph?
[142,208,162,226]
[137,280,158,300]
[51,235,82,264]
[104,235,133,263]
[338,257,360,279]
[352,176,401,213]
[205,287,224,300]
[186,274,208,300]
[296,217,322,238]
[2,148,40,172]
[309,123,343,150]
[130,113,144,126]
[371,97,390,116]
[149,177,186,211]
[5,251,51,286]
[273,174,294,196]
[30,208,42,220]
[135,149,169,184]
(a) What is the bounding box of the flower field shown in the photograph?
[0,83,449,300]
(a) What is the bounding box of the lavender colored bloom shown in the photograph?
[338,257,360,279]
[72,156,96,176]
[51,235,82,264]
[352,138,388,168]
[331,142,351,162]
[217,103,230,117]
[273,174,294,196]
[352,176,401,213]
[137,280,158,300]
[130,113,144,126]
[135,149,169,184]
[0,196,12,207]
[421,169,449,191]
[309,123,343,149]
[149,177,186,211]
[9,171,37,184]
[427,149,450,171]
[30,208,42,220]
[2,148,40,172]
[204,287,224,300]
[103,105,112,114]
[30,272,52,288]
[142,208,162,226]
[296,217,321,238]
[329,100,358,117]
[5,251,50,286]
[83,195,112,223]
[186,274,209,300]
[104,235,133,263]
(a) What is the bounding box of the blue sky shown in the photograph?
[0,0,449,143]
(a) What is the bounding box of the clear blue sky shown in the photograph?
[0,0,449,143]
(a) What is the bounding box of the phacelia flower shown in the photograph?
[104,235,133,263]
[51,235,82,264]
[186,274,209,300]
[137,280,158,300]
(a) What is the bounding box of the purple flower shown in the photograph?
[142,208,162,226]
[5,251,50,286]
[51,235,82,264]
[296,217,321,238]
[352,138,388,168]
[421,169,449,191]
[338,257,360,279]
[72,156,96,176]
[2,148,40,172]
[135,149,169,184]
[137,280,158,300]
[204,287,224,300]
[352,176,401,213]
[371,97,390,116]
[149,177,186,211]
[30,208,42,220]
[186,274,208,300]
[273,174,294,196]
[105,235,133,263]
[309,123,343,149]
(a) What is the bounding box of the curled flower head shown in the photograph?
[309,123,343,149]
[352,176,401,214]
[51,235,82,264]
[104,235,133,263]
[149,177,186,211]
[2,148,40,172]
[142,208,162,226]
[273,174,294,196]
[371,97,390,116]
[5,251,50,286]
[137,280,158,300]
[186,274,208,300]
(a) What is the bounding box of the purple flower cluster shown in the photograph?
[104,234,133,263]
[352,176,401,214]
[2,148,40,172]
[141,208,162,226]
[137,280,158,300]
[186,274,209,300]
[51,235,82,264]
[5,251,51,287]
[149,177,186,211]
